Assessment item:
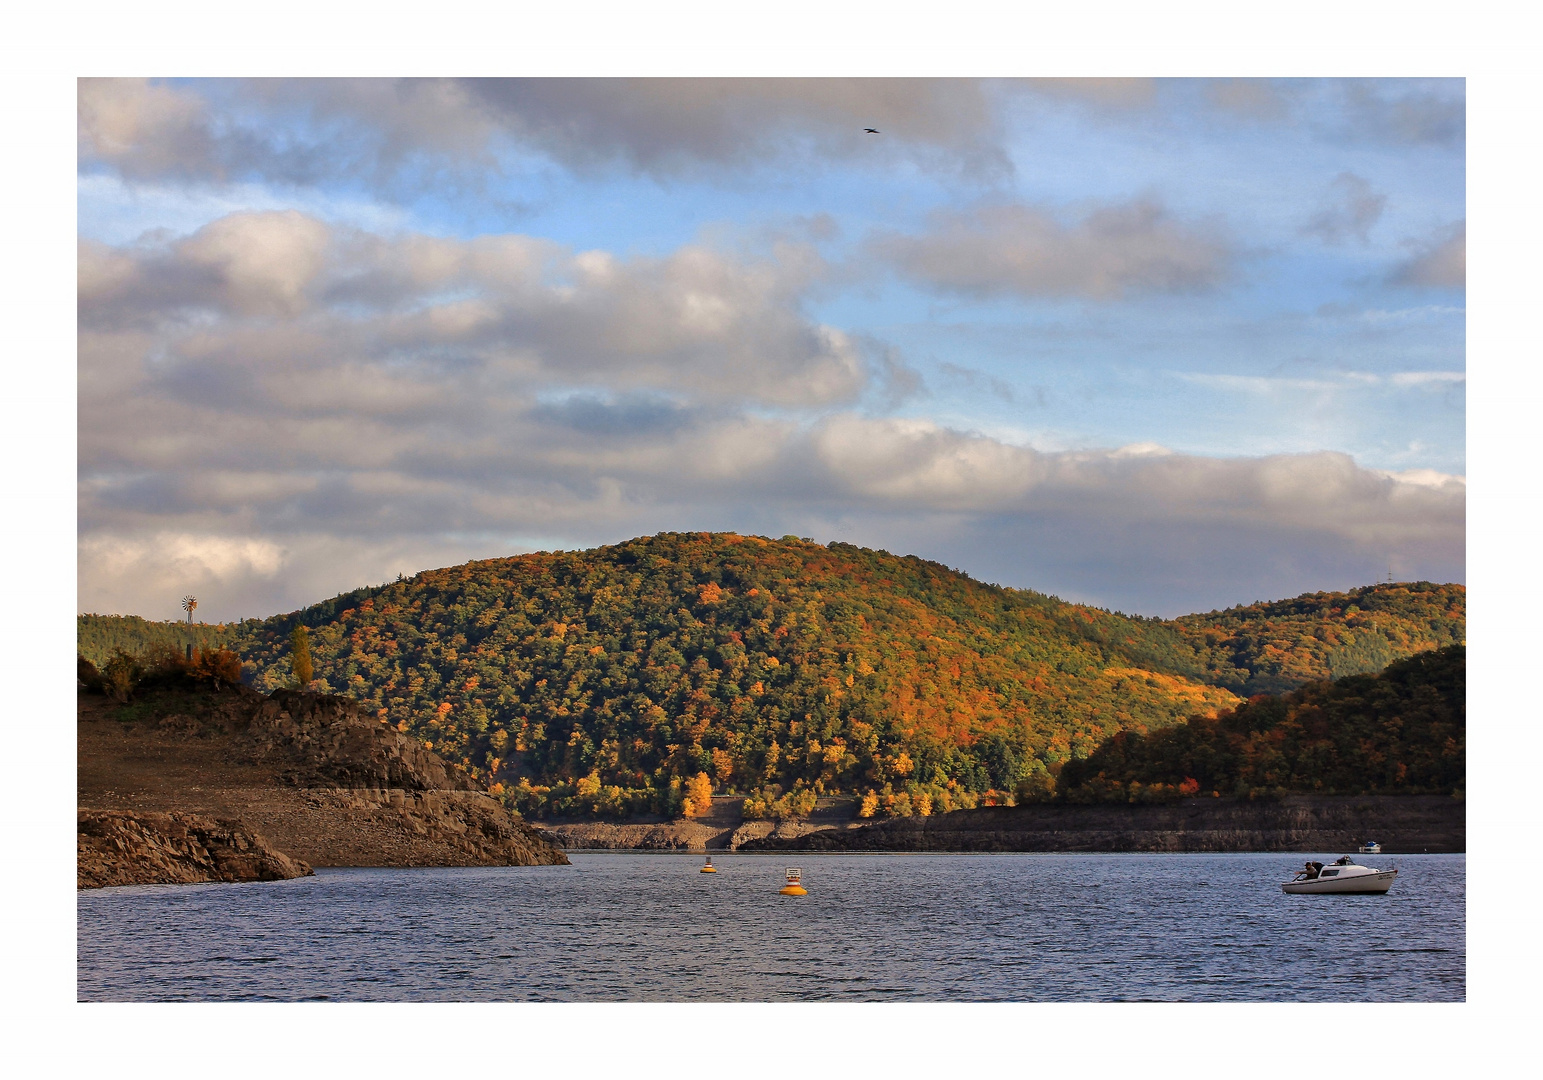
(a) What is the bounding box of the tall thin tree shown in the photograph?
[289,624,314,689]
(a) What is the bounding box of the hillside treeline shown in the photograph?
[78,534,1464,819]
[1171,585,1465,694]
[223,534,1460,817]
[1057,645,1465,802]
[229,535,1240,817]
[77,614,236,667]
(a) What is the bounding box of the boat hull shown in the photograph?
[1282,869,1397,895]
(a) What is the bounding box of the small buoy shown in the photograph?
[779,866,806,895]
[701,856,717,873]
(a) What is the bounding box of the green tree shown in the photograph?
[290,625,314,688]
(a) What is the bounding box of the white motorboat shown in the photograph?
[1358,840,1382,855]
[1282,856,1397,895]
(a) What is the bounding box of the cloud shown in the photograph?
[1200,80,1464,148]
[1016,78,1157,109]
[1302,172,1386,244]
[870,200,1232,300]
[79,211,862,408]
[1389,371,1464,387]
[455,78,1010,176]
[75,80,1466,622]
[1178,369,1465,395]
[79,370,1465,620]
[1338,80,1465,146]
[79,78,1017,186]
[936,362,1018,402]
[78,78,216,179]
[80,78,1468,198]
[1206,79,1289,122]
[803,417,1463,534]
[1392,222,1465,289]
[77,531,494,623]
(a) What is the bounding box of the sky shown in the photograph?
[76,77,1465,621]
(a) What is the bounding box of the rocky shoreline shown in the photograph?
[737,794,1465,854]
[79,682,569,887]
[542,816,857,851]
[78,810,313,889]
[528,793,1465,854]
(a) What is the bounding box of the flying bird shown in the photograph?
[864,127,880,133]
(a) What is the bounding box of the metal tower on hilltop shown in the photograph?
[182,595,198,624]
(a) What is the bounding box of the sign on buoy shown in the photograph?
[780,866,807,895]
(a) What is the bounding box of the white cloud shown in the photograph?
[1390,371,1465,387]
[79,413,1465,621]
[871,200,1231,300]
[78,212,862,408]
[1178,370,1465,395]
[78,78,213,178]
[77,203,1464,621]
[79,78,1018,186]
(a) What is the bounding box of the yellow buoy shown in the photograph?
[701,856,717,873]
[779,866,806,895]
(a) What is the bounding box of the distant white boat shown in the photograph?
[1283,856,1397,895]
[1358,840,1382,854]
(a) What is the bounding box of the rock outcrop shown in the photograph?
[78,810,313,889]
[241,689,483,791]
[79,683,569,871]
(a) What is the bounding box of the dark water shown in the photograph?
[77,852,1464,1001]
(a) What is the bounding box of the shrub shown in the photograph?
[100,649,143,703]
[1014,768,1057,804]
[189,647,243,686]
[77,655,105,693]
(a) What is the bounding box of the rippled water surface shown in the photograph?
[77,853,1464,1001]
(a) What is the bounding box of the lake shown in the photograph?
[76,852,1464,1001]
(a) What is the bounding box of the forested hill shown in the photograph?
[1171,584,1465,695]
[1058,645,1465,800]
[173,533,1453,817]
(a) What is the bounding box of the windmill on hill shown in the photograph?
[181,595,198,625]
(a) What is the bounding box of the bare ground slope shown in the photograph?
[78,685,568,869]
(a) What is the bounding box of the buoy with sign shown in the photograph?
[779,866,807,895]
[701,856,717,873]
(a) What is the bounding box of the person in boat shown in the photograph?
[1296,861,1323,880]
[1334,855,1353,866]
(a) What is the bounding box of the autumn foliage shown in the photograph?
[77,643,244,702]
[1058,645,1465,801]
[219,534,1461,818]
[77,534,1464,821]
[681,772,714,816]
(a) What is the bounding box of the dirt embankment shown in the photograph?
[78,684,568,883]
[739,795,1465,854]
[78,810,313,889]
